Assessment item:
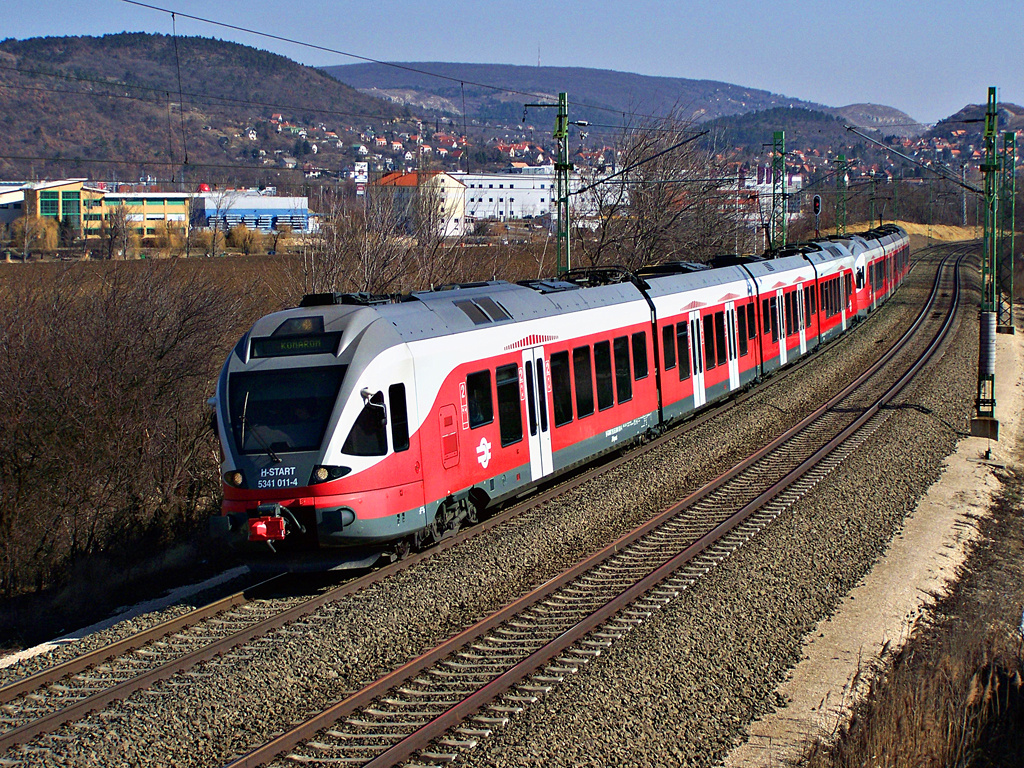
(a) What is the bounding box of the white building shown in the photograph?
[453,168,556,221]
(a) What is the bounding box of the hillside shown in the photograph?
[929,101,1024,140]
[826,103,924,139]
[323,61,827,129]
[0,34,409,183]
[701,107,879,157]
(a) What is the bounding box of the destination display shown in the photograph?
[251,333,341,358]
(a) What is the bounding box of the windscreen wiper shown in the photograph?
[239,390,283,463]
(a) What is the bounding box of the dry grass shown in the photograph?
[803,471,1024,768]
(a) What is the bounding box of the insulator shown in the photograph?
[979,311,997,376]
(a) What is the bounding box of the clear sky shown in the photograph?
[4,0,1021,124]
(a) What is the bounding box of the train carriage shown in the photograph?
[210,225,911,567]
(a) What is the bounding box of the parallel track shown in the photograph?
[224,249,965,768]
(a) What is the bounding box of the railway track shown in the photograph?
[221,249,965,768]
[0,248,956,765]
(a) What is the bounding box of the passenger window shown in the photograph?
[342,390,387,456]
[631,332,648,380]
[535,361,548,432]
[662,325,676,370]
[525,361,537,436]
[714,311,727,366]
[613,336,632,403]
[676,324,691,380]
[495,364,522,447]
[761,298,770,335]
[389,383,409,452]
[573,346,595,418]
[466,370,493,428]
[737,308,748,357]
[594,341,614,411]
[703,315,716,369]
[746,303,756,339]
[551,351,573,426]
[769,297,779,342]
[784,293,793,336]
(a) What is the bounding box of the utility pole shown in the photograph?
[834,154,848,236]
[971,86,1000,441]
[524,92,575,273]
[770,131,786,250]
[996,131,1016,333]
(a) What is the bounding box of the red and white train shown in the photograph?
[210,225,910,567]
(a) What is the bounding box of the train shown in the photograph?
[208,224,910,568]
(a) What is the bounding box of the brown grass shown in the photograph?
[803,471,1024,768]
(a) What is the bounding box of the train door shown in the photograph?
[522,346,553,481]
[688,310,706,408]
[725,302,740,391]
[775,289,787,366]
[797,284,807,356]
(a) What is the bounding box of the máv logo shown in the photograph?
[476,437,492,468]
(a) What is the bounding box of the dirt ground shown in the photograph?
[722,302,1020,767]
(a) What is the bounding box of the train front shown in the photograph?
[208,296,424,569]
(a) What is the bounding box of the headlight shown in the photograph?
[224,470,245,488]
[308,465,351,485]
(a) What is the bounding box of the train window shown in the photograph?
[230,365,345,456]
[632,332,649,380]
[662,325,676,370]
[551,351,573,426]
[613,336,632,403]
[703,315,716,369]
[594,341,614,411]
[466,370,493,428]
[810,286,816,316]
[803,290,811,329]
[388,384,409,452]
[714,312,727,366]
[535,361,548,432]
[769,297,779,343]
[495,364,523,447]
[691,319,702,374]
[737,308,748,357]
[784,293,793,337]
[821,282,829,318]
[761,298,770,335]
[525,361,538,436]
[856,266,865,290]
[342,390,387,457]
[845,274,853,302]
[746,303,756,340]
[676,324,691,380]
[573,346,595,418]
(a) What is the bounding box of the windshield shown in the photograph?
[228,365,346,455]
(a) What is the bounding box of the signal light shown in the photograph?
[813,195,821,215]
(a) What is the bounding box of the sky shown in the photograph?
[4,0,1022,124]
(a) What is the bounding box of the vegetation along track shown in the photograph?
[0,246,959,766]
[219,249,965,768]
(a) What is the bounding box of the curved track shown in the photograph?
[0,247,958,764]
[223,249,965,768]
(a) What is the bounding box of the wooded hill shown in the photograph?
[0,33,409,185]
[325,61,827,129]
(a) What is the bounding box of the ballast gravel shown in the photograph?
[5,253,962,768]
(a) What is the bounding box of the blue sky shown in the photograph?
[5,0,1021,124]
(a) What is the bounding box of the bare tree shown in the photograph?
[573,111,742,270]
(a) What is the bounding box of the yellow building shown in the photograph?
[21,179,105,236]
[18,180,193,240]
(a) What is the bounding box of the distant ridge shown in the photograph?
[323,62,826,126]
